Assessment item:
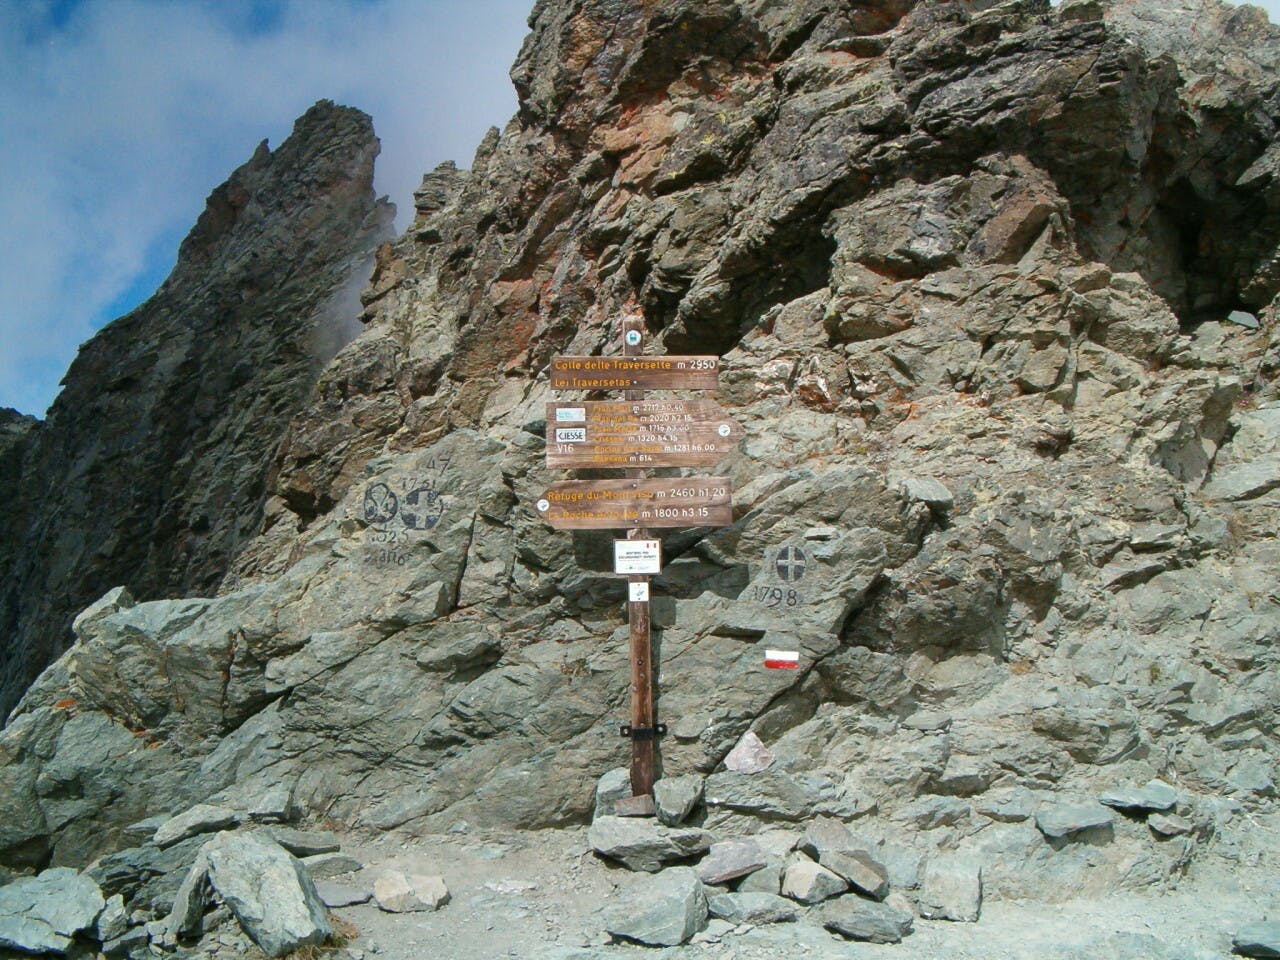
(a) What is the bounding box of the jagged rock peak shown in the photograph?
[0,99,394,720]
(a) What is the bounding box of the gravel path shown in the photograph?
[319,821,1280,960]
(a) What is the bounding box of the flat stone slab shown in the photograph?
[614,795,657,818]
[262,827,341,858]
[0,868,105,955]
[821,895,914,944]
[154,804,239,848]
[1235,921,1280,958]
[707,892,796,925]
[605,867,707,947]
[302,852,364,878]
[373,872,450,913]
[315,881,371,908]
[588,816,712,872]
[1099,779,1177,812]
[697,839,767,885]
[1035,801,1115,840]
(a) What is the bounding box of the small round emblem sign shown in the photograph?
[624,329,642,346]
[536,498,550,512]
[717,423,731,437]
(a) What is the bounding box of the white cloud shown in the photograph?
[0,0,529,416]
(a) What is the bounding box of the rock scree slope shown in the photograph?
[2,0,1280,948]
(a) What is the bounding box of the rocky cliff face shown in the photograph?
[0,101,395,718]
[3,0,1279,915]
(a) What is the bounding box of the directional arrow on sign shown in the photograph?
[545,399,745,468]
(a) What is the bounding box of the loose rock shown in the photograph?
[1099,779,1178,813]
[781,857,848,904]
[821,848,890,901]
[588,816,712,872]
[315,881,372,908]
[821,895,914,944]
[604,867,707,946]
[707,892,797,925]
[593,769,632,821]
[204,832,332,957]
[654,775,704,826]
[0,868,105,955]
[373,872,450,913]
[302,852,364,878]
[1148,813,1193,837]
[697,839,767,885]
[153,805,239,848]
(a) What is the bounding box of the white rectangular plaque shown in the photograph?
[614,539,661,575]
[555,427,587,443]
[629,581,650,602]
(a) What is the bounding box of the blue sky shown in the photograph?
[0,0,530,416]
[2,0,1278,418]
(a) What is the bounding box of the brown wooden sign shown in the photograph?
[535,477,733,529]
[545,400,744,468]
[549,355,719,391]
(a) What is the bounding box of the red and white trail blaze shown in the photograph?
[764,649,799,669]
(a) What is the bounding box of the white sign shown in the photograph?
[555,427,587,443]
[614,539,661,575]
[629,582,650,602]
[556,407,585,422]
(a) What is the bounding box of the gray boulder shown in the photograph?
[918,856,982,922]
[821,895,914,944]
[0,868,105,955]
[588,816,712,872]
[654,775,704,826]
[707,892,796,925]
[605,867,707,946]
[1235,922,1280,958]
[203,832,332,957]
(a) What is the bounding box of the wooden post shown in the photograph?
[623,315,657,798]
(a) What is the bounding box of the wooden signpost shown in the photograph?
[540,316,739,799]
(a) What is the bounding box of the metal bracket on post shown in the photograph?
[619,723,668,740]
